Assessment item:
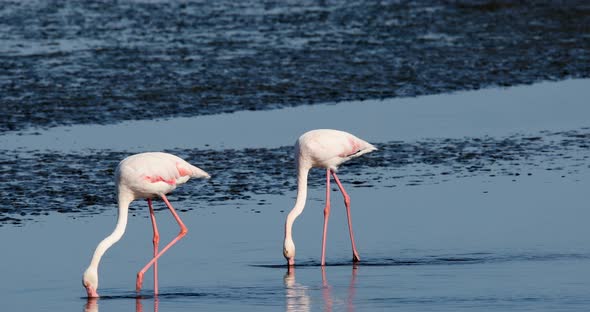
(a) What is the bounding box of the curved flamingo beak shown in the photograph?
[85,285,99,298]
[287,258,295,266]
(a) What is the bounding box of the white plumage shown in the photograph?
[83,152,209,298]
[284,129,377,266]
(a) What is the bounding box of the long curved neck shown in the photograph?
[87,191,132,272]
[285,164,310,241]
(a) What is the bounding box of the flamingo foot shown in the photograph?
[136,272,144,292]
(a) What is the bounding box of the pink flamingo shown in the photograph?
[283,129,377,266]
[82,152,210,298]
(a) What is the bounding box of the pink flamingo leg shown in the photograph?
[147,198,160,296]
[331,171,361,262]
[136,194,188,292]
[321,169,331,266]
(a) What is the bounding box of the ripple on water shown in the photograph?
[1,129,588,226]
[251,251,590,268]
[0,1,589,132]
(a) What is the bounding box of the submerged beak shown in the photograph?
[85,285,99,298]
[287,258,295,266]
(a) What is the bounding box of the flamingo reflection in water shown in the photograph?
[284,265,358,312]
[84,297,159,312]
[321,266,358,312]
[284,268,311,312]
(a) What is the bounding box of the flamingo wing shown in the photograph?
[299,129,376,169]
[119,152,209,188]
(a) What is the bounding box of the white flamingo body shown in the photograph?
[284,129,377,266]
[296,129,376,171]
[117,152,207,198]
[83,152,209,297]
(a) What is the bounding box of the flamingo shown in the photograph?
[283,129,377,266]
[82,152,210,298]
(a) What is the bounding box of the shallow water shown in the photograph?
[1,0,589,132]
[1,81,590,310]
[1,1,589,310]
[2,79,589,226]
[3,78,590,152]
[1,167,589,311]
[1,128,589,226]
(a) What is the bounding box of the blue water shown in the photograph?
[1,164,589,311]
[1,1,589,311]
[1,0,588,132]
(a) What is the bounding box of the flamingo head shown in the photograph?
[283,238,296,266]
[82,268,99,298]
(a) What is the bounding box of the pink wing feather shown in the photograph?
[119,152,209,187]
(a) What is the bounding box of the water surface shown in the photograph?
[1,81,589,310]
[1,0,589,132]
[1,167,589,311]
[1,1,589,310]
